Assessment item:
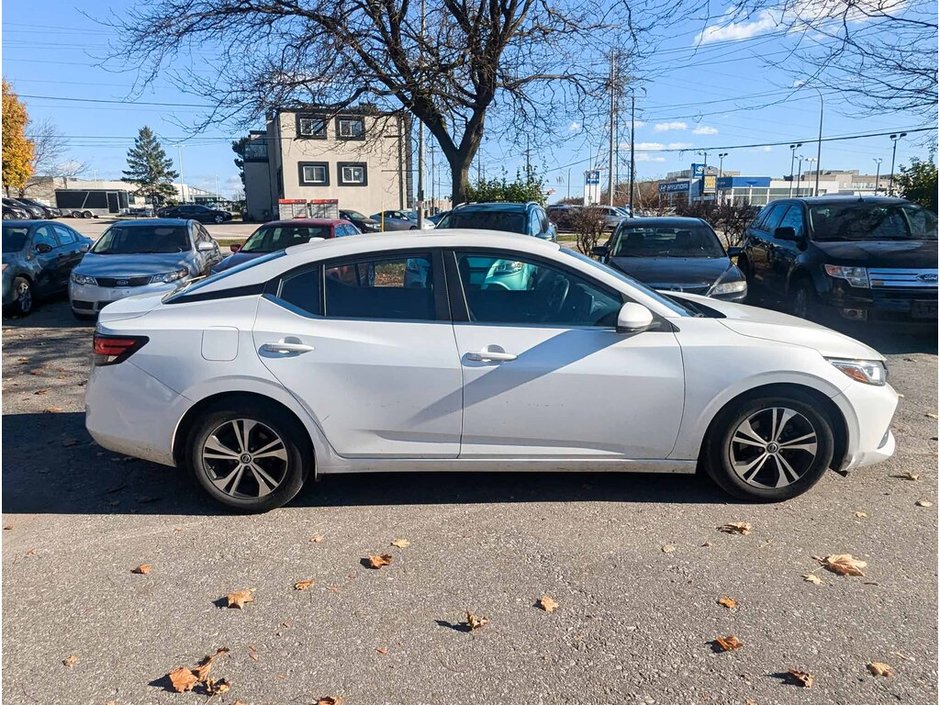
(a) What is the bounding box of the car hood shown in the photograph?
[812,239,937,268]
[671,292,884,361]
[609,256,737,289]
[212,251,266,272]
[75,252,194,277]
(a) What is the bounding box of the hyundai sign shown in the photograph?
[691,163,706,177]
[658,181,690,194]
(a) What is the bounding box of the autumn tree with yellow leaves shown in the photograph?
[2,80,34,196]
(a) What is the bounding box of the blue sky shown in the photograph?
[3,0,935,199]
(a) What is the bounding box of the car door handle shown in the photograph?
[466,346,517,362]
[261,338,315,354]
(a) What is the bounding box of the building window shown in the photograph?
[336,117,365,140]
[299,162,330,186]
[337,162,368,186]
[296,114,327,139]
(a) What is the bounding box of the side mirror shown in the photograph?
[35,243,53,254]
[592,245,609,258]
[726,246,743,257]
[774,226,799,241]
[197,241,216,252]
[230,244,242,253]
[617,302,654,334]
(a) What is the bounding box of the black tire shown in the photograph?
[10,276,33,316]
[702,391,835,502]
[82,210,94,219]
[790,277,817,320]
[184,400,311,513]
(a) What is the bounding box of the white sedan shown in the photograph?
[85,230,898,513]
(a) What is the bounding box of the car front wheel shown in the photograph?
[703,392,835,502]
[214,214,224,224]
[185,400,310,513]
[9,276,33,316]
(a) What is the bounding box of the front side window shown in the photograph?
[761,204,787,233]
[242,225,332,253]
[338,163,367,186]
[336,117,365,139]
[777,205,805,239]
[91,225,190,254]
[299,162,329,186]
[612,224,726,258]
[808,202,938,241]
[324,253,434,320]
[455,250,622,326]
[53,224,77,246]
[297,115,327,138]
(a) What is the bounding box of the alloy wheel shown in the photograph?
[201,418,289,498]
[728,407,818,489]
[16,280,32,314]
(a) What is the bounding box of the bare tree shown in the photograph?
[21,119,87,196]
[102,0,683,205]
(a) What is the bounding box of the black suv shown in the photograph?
[740,196,937,324]
[435,201,557,241]
[157,203,233,224]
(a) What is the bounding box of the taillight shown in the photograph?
[92,334,149,366]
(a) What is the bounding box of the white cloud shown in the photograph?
[635,142,665,150]
[668,142,693,150]
[692,126,719,135]
[654,121,687,132]
[636,154,667,162]
[633,120,646,129]
[695,10,778,44]
[568,121,581,132]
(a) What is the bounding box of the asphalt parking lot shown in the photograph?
[2,297,937,705]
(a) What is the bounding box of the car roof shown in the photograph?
[2,219,63,226]
[453,202,534,212]
[259,219,344,227]
[113,218,192,226]
[785,195,911,206]
[617,217,707,227]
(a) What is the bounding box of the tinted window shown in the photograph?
[808,202,938,241]
[52,225,77,246]
[241,225,332,253]
[92,225,190,254]
[762,204,787,232]
[613,224,725,258]
[455,251,622,326]
[2,226,29,251]
[777,206,805,238]
[278,267,322,316]
[32,225,56,250]
[437,210,527,234]
[324,254,435,320]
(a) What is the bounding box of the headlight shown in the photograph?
[71,272,96,285]
[492,260,524,275]
[825,265,869,288]
[827,358,887,386]
[709,279,747,295]
[150,268,189,284]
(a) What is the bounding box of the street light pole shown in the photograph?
[629,93,636,215]
[788,143,802,197]
[872,158,882,194]
[718,152,728,204]
[796,154,805,192]
[888,132,907,195]
[812,87,823,196]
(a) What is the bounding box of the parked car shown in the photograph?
[739,196,938,324]
[548,204,626,232]
[3,198,43,220]
[157,204,233,224]
[370,210,433,231]
[85,230,897,513]
[124,205,155,217]
[435,202,557,241]
[593,217,747,302]
[212,219,359,274]
[69,219,223,319]
[428,211,448,225]
[17,198,60,219]
[339,209,379,233]
[2,220,91,316]
[2,199,29,220]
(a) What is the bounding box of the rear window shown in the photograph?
[2,226,30,252]
[613,224,725,258]
[436,210,527,234]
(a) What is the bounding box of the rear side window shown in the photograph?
[277,267,322,316]
[777,205,805,238]
[324,254,435,320]
[53,225,77,245]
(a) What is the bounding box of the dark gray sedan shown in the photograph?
[593,217,747,301]
[2,220,91,316]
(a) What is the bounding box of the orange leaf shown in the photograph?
[538,595,559,613]
[168,667,198,692]
[132,563,152,575]
[819,554,867,577]
[376,646,389,655]
[193,647,230,682]
[205,677,232,695]
[367,554,393,569]
[867,661,894,677]
[714,635,743,651]
[466,610,490,630]
[390,538,411,548]
[787,669,814,687]
[315,698,341,705]
[717,522,752,535]
[293,579,315,591]
[310,535,324,543]
[226,588,255,608]
[717,596,737,609]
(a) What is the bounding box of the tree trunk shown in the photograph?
[450,155,472,207]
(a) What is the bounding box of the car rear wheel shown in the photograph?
[703,392,834,502]
[9,277,33,316]
[185,401,310,513]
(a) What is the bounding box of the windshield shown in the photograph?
[92,225,191,254]
[808,202,938,241]
[436,210,527,234]
[613,224,726,258]
[2,226,30,252]
[343,210,368,220]
[241,225,331,253]
[561,249,693,317]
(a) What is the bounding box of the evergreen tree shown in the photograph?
[2,80,34,196]
[122,126,179,205]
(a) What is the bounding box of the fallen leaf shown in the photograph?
[701,541,712,547]
[819,554,867,577]
[926,412,938,419]
[33,389,48,395]
[310,535,324,543]
[132,563,152,575]
[538,595,559,613]
[894,471,920,481]
[717,596,737,609]
[854,511,868,518]
[315,698,340,705]
[43,406,63,413]
[294,579,315,591]
[802,574,823,585]
[226,589,255,608]
[867,661,894,677]
[915,499,933,507]
[718,522,752,535]
[466,610,490,631]
[367,554,392,569]
[661,543,677,553]
[390,538,411,548]
[168,667,198,692]
[248,644,259,661]
[63,654,78,668]
[714,635,743,651]
[205,677,231,695]
[787,669,814,688]
[193,647,230,682]
[376,646,389,655]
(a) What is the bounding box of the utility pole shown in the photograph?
[813,87,823,196]
[429,142,436,209]
[177,143,185,203]
[697,150,708,202]
[796,154,805,191]
[888,132,907,195]
[717,152,728,204]
[628,93,636,215]
[416,0,426,227]
[607,51,616,206]
[567,167,571,201]
[873,157,883,194]
[788,143,802,197]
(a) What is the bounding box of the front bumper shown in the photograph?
[821,283,938,323]
[70,279,183,313]
[831,379,899,472]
